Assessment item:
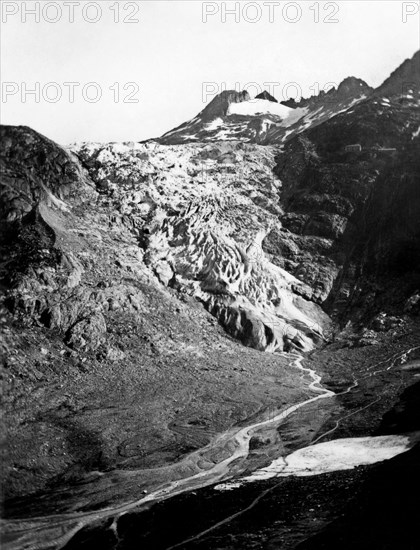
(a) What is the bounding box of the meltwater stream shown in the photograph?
[3,348,420,550]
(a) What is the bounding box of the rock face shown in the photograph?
[0,125,94,223]
[200,90,251,120]
[266,51,420,322]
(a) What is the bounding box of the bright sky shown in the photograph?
[1,1,419,144]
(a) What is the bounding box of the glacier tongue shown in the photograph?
[74,140,332,353]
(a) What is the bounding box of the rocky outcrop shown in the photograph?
[256,91,278,103]
[200,90,251,120]
[0,125,94,223]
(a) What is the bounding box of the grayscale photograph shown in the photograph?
[1,1,420,548]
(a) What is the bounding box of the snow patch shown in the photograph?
[205,117,224,131]
[260,118,275,133]
[228,99,293,119]
[281,129,295,142]
[217,433,420,489]
[279,106,308,127]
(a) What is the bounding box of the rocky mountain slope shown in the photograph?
[266,51,420,325]
[1,51,419,541]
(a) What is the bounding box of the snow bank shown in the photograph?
[245,433,420,481]
[227,98,293,119]
[205,117,224,131]
[215,432,420,490]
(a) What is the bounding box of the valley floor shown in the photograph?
[3,321,420,550]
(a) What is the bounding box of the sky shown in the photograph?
[1,0,419,144]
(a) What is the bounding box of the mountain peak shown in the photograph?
[255,91,278,103]
[281,76,372,109]
[374,50,420,97]
[200,90,250,121]
[336,76,372,97]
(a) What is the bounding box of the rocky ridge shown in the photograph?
[159,77,373,146]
